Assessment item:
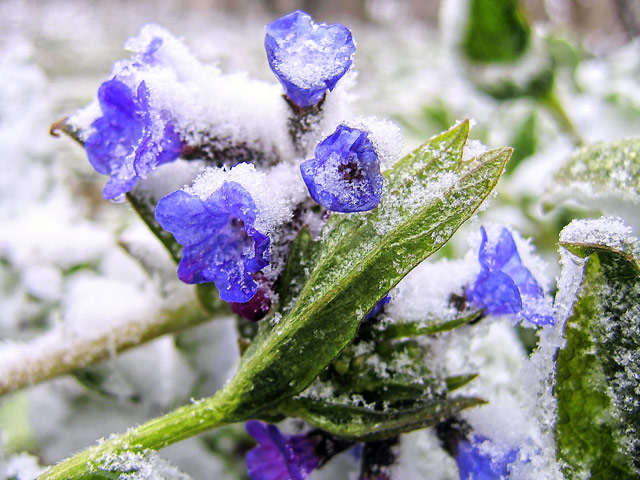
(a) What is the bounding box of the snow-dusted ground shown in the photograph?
[1,0,639,478]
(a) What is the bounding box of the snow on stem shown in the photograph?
[0,300,218,396]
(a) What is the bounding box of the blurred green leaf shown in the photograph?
[462,0,531,63]
[478,67,554,101]
[507,112,538,173]
[555,226,640,478]
[552,138,640,203]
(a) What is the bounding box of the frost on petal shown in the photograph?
[467,227,553,325]
[84,79,182,200]
[265,10,355,108]
[300,125,382,212]
[455,436,518,480]
[245,421,319,480]
[155,182,270,303]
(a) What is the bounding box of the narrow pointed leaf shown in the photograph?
[228,121,510,419]
[280,396,485,442]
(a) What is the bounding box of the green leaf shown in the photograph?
[380,310,482,339]
[126,191,183,265]
[280,395,485,442]
[232,121,510,419]
[507,112,538,173]
[477,67,555,101]
[551,138,640,212]
[462,0,531,63]
[555,221,640,478]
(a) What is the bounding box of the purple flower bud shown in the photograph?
[245,421,320,480]
[467,227,553,325]
[85,79,182,200]
[229,274,272,322]
[265,10,355,108]
[155,182,270,303]
[300,125,382,212]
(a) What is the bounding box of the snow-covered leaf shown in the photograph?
[555,218,640,478]
[549,138,640,227]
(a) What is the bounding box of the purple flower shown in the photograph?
[265,10,355,108]
[85,79,182,200]
[245,421,320,480]
[300,125,382,213]
[155,181,270,303]
[365,295,391,320]
[466,227,553,325]
[455,436,518,480]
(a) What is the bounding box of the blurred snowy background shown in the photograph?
[1,0,639,478]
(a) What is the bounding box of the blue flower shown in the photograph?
[245,421,320,480]
[265,10,355,108]
[365,295,391,320]
[300,125,382,212]
[85,79,182,200]
[466,227,553,325]
[155,181,270,303]
[455,435,518,480]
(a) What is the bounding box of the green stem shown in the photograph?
[539,91,582,146]
[0,301,219,397]
[39,384,244,479]
[126,192,183,265]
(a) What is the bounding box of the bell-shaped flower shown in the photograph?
[265,10,355,108]
[85,79,182,200]
[245,421,320,480]
[300,125,383,212]
[155,181,270,303]
[466,227,553,325]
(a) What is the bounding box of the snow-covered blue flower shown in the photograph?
[455,435,518,480]
[300,125,382,212]
[265,10,355,108]
[155,181,270,303]
[245,421,320,480]
[467,226,553,325]
[85,79,182,200]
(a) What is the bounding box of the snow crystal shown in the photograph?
[345,116,403,170]
[97,449,192,480]
[185,162,302,235]
[461,139,489,163]
[560,216,640,263]
[0,452,43,480]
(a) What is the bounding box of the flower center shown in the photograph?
[338,157,363,183]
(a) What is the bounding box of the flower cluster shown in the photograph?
[64,9,563,480]
[265,10,355,108]
[85,79,182,200]
[467,227,553,325]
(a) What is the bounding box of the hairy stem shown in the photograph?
[0,300,220,397]
[38,384,244,479]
